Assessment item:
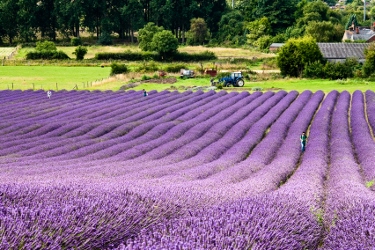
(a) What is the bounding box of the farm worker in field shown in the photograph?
[47,90,52,99]
[300,132,307,152]
[143,89,148,97]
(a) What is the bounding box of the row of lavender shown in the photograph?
[1,90,375,248]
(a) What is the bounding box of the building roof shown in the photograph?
[269,43,284,48]
[317,43,369,60]
[342,29,375,42]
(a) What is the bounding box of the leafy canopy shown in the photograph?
[277,36,323,77]
[138,22,164,52]
[151,30,178,57]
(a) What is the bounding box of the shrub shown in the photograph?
[141,75,151,80]
[95,51,159,61]
[35,41,57,52]
[303,61,325,78]
[94,51,216,62]
[26,50,70,60]
[151,30,178,58]
[172,51,217,62]
[277,36,323,77]
[324,61,353,80]
[71,37,82,46]
[110,63,128,75]
[73,46,88,60]
[164,64,187,73]
[136,61,159,73]
[363,43,375,77]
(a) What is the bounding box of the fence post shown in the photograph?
[12,83,13,89]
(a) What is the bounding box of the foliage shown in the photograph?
[172,51,217,62]
[72,46,88,60]
[246,17,271,46]
[94,50,216,62]
[35,41,57,52]
[95,50,159,61]
[136,61,159,73]
[255,35,272,51]
[363,43,375,77]
[345,14,359,30]
[163,64,187,73]
[151,30,178,58]
[138,22,164,52]
[217,10,246,46]
[303,58,360,80]
[26,51,70,60]
[71,37,82,46]
[97,32,113,45]
[254,0,299,35]
[277,36,323,77]
[188,18,210,45]
[110,63,128,75]
[323,60,355,80]
[305,21,344,42]
[303,61,326,78]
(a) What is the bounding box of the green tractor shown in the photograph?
[210,71,245,87]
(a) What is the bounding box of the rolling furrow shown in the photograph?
[351,90,375,190]
[0,91,198,163]
[321,91,375,249]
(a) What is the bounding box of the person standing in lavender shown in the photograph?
[300,132,307,152]
[143,89,148,97]
[47,90,52,99]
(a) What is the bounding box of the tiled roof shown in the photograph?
[317,43,369,59]
[342,29,375,41]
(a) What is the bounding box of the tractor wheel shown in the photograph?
[236,79,245,87]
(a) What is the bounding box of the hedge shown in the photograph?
[26,51,70,60]
[94,50,217,62]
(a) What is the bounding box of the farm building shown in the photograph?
[317,42,369,63]
[269,42,369,63]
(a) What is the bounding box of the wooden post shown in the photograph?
[12,83,13,89]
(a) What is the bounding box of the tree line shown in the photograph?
[1,0,375,48]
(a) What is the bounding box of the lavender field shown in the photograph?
[1,89,375,249]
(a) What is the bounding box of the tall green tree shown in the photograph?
[305,21,344,42]
[195,0,228,35]
[188,18,210,45]
[277,36,323,77]
[246,16,271,46]
[255,0,299,34]
[17,0,39,42]
[151,30,178,58]
[82,0,106,38]
[217,10,246,45]
[121,0,145,43]
[138,22,164,51]
[35,0,58,40]
[0,0,19,43]
[55,0,84,38]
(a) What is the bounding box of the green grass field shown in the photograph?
[0,66,111,90]
[1,65,374,93]
[1,45,375,93]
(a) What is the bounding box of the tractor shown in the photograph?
[210,71,245,87]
